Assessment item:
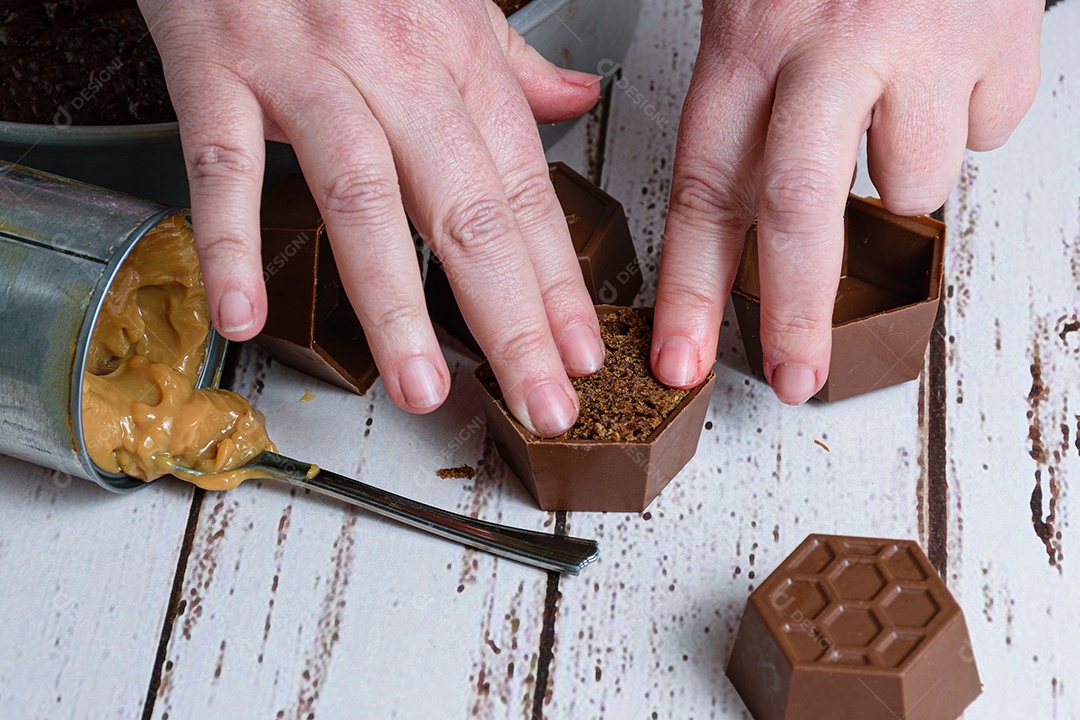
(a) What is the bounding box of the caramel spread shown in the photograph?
[81,213,274,490]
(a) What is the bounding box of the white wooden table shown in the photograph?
[2,1,1078,718]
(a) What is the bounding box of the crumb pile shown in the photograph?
[563,307,689,441]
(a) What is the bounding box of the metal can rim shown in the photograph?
[70,208,229,493]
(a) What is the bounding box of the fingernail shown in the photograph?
[217,290,255,334]
[559,68,603,88]
[400,358,445,410]
[654,336,698,387]
[560,324,604,376]
[771,363,818,404]
[525,382,577,436]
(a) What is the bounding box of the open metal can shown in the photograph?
[0,161,227,491]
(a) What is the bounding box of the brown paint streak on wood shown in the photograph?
[950,160,979,319]
[1059,319,1079,344]
[916,366,929,550]
[1029,340,1049,464]
[926,294,950,581]
[457,437,503,590]
[141,488,204,720]
[1030,469,1063,570]
[212,639,226,682]
[1026,325,1066,571]
[469,574,526,717]
[291,513,358,720]
[260,503,294,658]
[181,499,235,642]
[529,513,566,720]
[1072,195,1080,293]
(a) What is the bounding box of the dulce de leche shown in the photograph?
[81,213,274,490]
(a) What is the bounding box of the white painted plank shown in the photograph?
[0,456,193,718]
[944,2,1080,717]
[149,311,556,720]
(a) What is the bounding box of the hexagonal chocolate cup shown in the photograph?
[427,162,642,357]
[731,196,946,402]
[475,306,715,512]
[258,174,379,394]
[726,534,981,720]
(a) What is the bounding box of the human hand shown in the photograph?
[653,0,1043,403]
[137,0,606,436]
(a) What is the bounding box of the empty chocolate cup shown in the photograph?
[731,196,946,402]
[426,162,642,357]
[475,306,715,512]
[726,534,981,720]
[0,162,226,491]
[258,174,382,394]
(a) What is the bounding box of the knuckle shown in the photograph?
[670,162,756,232]
[439,197,516,254]
[760,163,838,231]
[187,143,260,182]
[321,168,402,222]
[503,172,556,218]
[367,300,425,338]
[759,304,831,341]
[488,324,553,366]
[197,231,257,265]
[542,273,588,307]
[661,278,718,317]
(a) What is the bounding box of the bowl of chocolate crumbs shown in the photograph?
[0,0,640,205]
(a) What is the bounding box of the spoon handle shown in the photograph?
[253,452,599,575]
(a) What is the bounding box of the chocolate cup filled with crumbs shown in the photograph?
[476,306,714,512]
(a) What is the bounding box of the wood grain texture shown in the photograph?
[0,458,193,719]
[943,3,1080,716]
[2,0,1079,718]
[147,349,560,720]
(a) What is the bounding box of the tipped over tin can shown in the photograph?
[0,161,227,492]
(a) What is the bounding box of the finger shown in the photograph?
[867,84,970,216]
[371,81,579,437]
[652,50,772,388]
[969,8,1043,151]
[462,32,605,379]
[274,82,449,414]
[485,2,602,124]
[756,61,881,404]
[170,73,268,341]
[968,69,1041,151]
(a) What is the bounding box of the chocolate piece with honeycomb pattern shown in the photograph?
[726,534,981,720]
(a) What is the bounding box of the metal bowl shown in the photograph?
[0,0,640,206]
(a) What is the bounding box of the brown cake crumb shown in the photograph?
[480,307,691,442]
[437,464,476,480]
[563,307,689,441]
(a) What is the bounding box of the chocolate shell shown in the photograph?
[258,174,380,394]
[731,196,946,402]
[726,534,981,720]
[475,306,714,512]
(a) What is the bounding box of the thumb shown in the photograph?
[486,2,603,124]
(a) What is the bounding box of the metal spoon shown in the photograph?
[170,451,599,575]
